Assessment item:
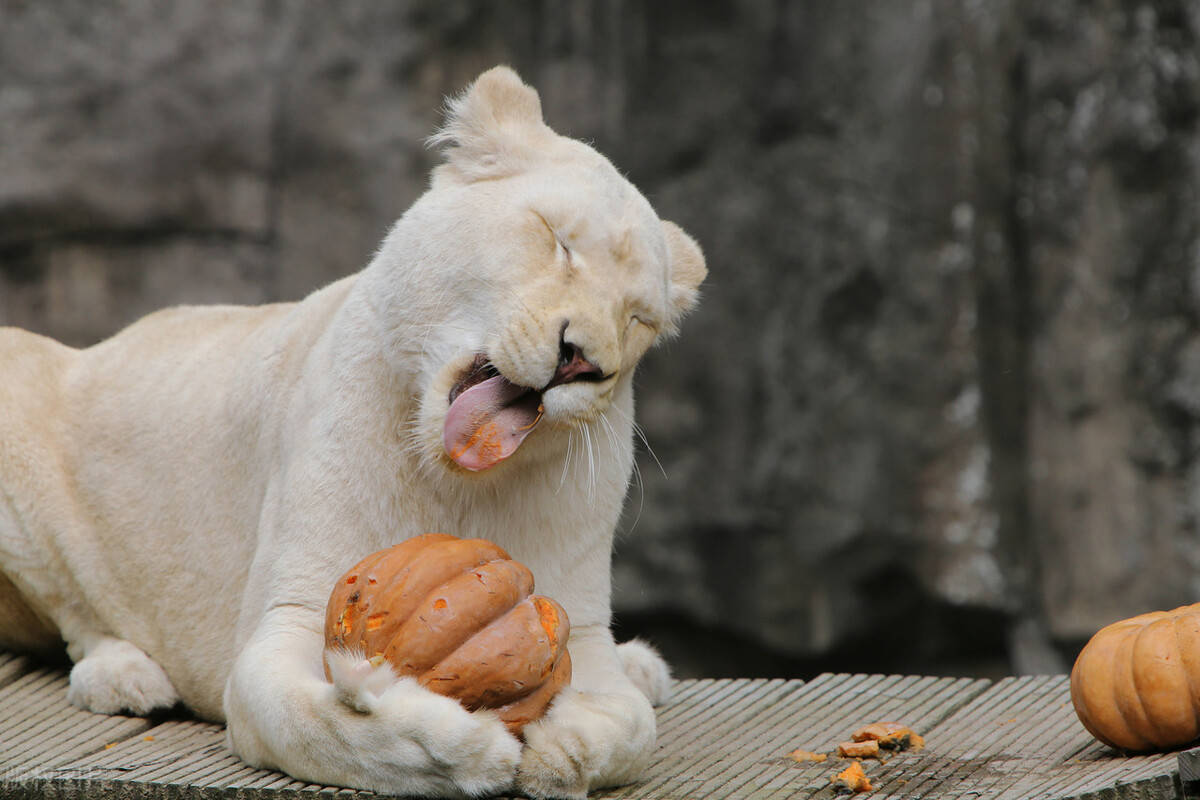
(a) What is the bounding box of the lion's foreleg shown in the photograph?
[516,624,663,800]
[223,605,521,799]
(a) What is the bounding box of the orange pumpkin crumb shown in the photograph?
[787,749,828,763]
[830,760,873,794]
[837,740,880,759]
[851,721,924,751]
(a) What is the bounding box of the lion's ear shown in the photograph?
[662,220,707,335]
[429,66,551,181]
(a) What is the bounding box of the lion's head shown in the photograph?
[362,67,705,475]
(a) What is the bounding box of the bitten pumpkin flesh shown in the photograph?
[323,533,571,734]
[1070,603,1200,751]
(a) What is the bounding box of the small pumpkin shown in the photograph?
[324,533,571,734]
[1069,602,1200,751]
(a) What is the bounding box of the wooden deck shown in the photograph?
[1,651,1195,799]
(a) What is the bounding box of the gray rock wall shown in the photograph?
[3,0,1199,676]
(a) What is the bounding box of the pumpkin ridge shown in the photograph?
[419,595,566,709]
[1112,623,1155,750]
[381,558,534,675]
[1129,620,1171,748]
[360,538,510,652]
[1172,610,1200,745]
[1129,618,1177,747]
[1071,639,1117,747]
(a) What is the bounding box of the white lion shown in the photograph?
[0,66,705,799]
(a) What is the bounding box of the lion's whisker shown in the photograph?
[557,427,575,494]
[583,423,597,506]
[582,424,590,503]
[597,408,644,532]
[607,403,667,480]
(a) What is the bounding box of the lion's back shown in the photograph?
[0,327,77,460]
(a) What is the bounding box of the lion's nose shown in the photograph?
[547,323,605,388]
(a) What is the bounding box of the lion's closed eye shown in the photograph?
[625,315,659,355]
[629,315,657,333]
[533,211,572,265]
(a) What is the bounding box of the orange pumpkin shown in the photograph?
[1069,602,1200,751]
[324,533,571,734]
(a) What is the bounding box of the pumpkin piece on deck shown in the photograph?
[1069,601,1200,752]
[836,740,880,759]
[323,533,571,735]
[830,760,873,794]
[850,721,925,751]
[787,749,828,763]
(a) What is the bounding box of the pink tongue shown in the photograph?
[444,375,543,471]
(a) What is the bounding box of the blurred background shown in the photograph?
[3,0,1200,680]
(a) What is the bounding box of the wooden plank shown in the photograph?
[610,678,803,799]
[4,711,152,781]
[720,673,990,799]
[1178,747,1200,800]
[888,674,1064,797]
[0,666,152,786]
[102,722,228,782]
[598,673,991,800]
[48,718,351,797]
[0,653,33,690]
[891,674,1181,800]
[682,672,903,799]
[727,673,989,799]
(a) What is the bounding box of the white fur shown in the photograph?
[66,636,180,715]
[0,66,704,799]
[324,648,401,713]
[617,639,674,707]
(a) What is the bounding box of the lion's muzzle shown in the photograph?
[442,332,612,472]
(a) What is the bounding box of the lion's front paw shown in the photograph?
[67,637,179,715]
[327,649,522,795]
[232,646,520,798]
[516,689,656,800]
